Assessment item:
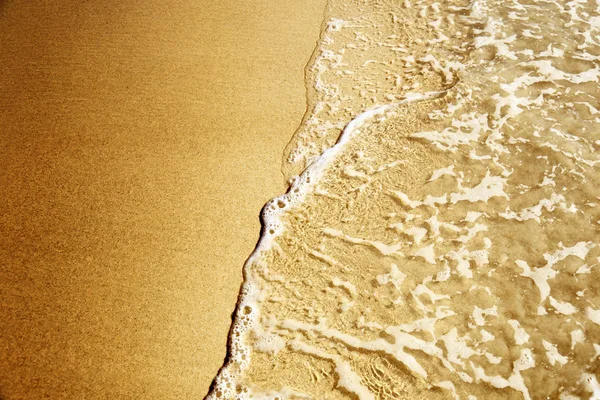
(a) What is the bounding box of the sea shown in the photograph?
[207,0,600,398]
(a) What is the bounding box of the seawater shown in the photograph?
[207,0,600,398]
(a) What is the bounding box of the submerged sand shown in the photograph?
[209,0,600,399]
[0,0,325,398]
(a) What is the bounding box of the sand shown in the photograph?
[0,0,326,398]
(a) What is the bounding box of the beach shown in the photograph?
[0,0,325,398]
[5,0,600,398]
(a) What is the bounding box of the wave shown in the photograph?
[207,0,600,398]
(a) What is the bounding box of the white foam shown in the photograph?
[413,243,437,264]
[376,263,407,291]
[570,329,585,350]
[499,194,572,222]
[549,296,579,315]
[290,340,375,400]
[450,172,509,204]
[508,319,530,345]
[586,307,600,325]
[543,340,569,366]
[332,276,357,296]
[405,226,428,245]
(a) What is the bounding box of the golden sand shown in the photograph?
[0,0,325,398]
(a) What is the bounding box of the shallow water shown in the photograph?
[208,0,600,398]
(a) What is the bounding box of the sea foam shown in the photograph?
[208,0,600,398]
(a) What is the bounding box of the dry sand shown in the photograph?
[0,0,326,398]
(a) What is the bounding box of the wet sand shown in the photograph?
[208,0,600,398]
[0,0,325,398]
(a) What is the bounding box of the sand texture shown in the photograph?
[0,0,325,398]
